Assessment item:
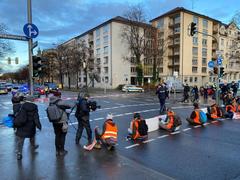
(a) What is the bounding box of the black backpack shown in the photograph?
[14,104,27,127]
[173,115,182,127]
[138,119,148,136]
[46,102,63,123]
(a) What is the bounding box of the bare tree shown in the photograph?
[121,5,156,85]
[0,23,15,59]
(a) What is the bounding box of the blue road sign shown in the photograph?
[23,23,39,38]
[217,57,222,66]
[208,61,214,68]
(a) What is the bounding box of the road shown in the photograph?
[0,91,240,180]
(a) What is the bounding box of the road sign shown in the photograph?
[208,61,214,68]
[217,57,222,66]
[32,41,38,50]
[23,23,39,38]
[0,34,28,41]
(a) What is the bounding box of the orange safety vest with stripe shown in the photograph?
[193,111,201,124]
[166,111,175,129]
[132,119,141,140]
[226,105,236,112]
[101,120,118,140]
[211,106,219,119]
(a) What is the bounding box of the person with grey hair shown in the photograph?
[48,96,72,157]
[14,95,42,160]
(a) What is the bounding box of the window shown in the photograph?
[184,77,188,83]
[192,58,198,65]
[174,38,180,44]
[194,77,198,82]
[190,77,193,83]
[193,16,198,24]
[202,58,207,65]
[103,24,109,33]
[104,46,108,54]
[96,58,101,65]
[96,48,101,55]
[203,19,208,28]
[192,67,198,73]
[221,38,224,46]
[131,67,136,73]
[192,47,198,56]
[193,37,198,45]
[104,56,108,64]
[174,27,180,33]
[173,15,180,24]
[104,67,108,74]
[203,29,208,37]
[159,67,163,73]
[96,38,100,46]
[105,77,109,83]
[97,68,101,74]
[202,48,207,57]
[103,36,108,44]
[157,18,164,28]
[202,39,207,47]
[96,29,100,37]
[202,67,207,73]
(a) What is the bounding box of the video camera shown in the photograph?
[87,100,101,111]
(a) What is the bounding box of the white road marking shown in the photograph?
[211,120,219,123]
[94,117,104,121]
[194,125,202,128]
[3,102,12,105]
[170,131,180,135]
[204,122,210,126]
[125,144,139,149]
[115,103,125,106]
[157,134,169,139]
[143,138,155,143]
[182,128,192,132]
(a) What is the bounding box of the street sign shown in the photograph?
[208,61,214,68]
[23,23,39,38]
[217,57,222,66]
[0,34,28,41]
[32,41,38,50]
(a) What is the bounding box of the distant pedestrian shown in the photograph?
[13,95,42,160]
[156,83,169,114]
[182,84,190,102]
[231,81,238,97]
[203,86,208,101]
[48,96,72,157]
[192,85,199,102]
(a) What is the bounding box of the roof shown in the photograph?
[150,7,222,23]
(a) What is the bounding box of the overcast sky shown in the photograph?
[0,0,239,72]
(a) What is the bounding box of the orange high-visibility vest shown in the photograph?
[194,111,201,124]
[102,121,118,140]
[211,106,219,119]
[132,119,140,139]
[166,111,175,129]
[226,105,236,112]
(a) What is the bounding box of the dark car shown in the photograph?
[34,85,45,95]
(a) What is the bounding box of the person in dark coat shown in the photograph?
[156,83,169,114]
[13,96,41,160]
[75,93,92,146]
[231,81,238,97]
[49,96,72,156]
[182,84,190,102]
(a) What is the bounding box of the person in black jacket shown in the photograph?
[75,93,92,146]
[13,96,41,160]
[156,83,169,114]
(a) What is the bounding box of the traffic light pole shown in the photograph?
[27,0,34,95]
[193,30,220,105]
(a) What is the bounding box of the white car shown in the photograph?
[122,85,144,92]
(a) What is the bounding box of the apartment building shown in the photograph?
[61,16,154,89]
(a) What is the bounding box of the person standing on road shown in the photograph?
[193,85,199,102]
[14,96,42,160]
[182,84,190,103]
[156,82,169,114]
[75,93,92,146]
[231,81,238,97]
[48,96,72,156]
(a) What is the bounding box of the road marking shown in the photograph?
[94,117,104,121]
[124,112,133,115]
[103,101,110,103]
[125,144,139,149]
[211,120,219,124]
[157,134,169,139]
[204,122,210,126]
[194,125,202,128]
[115,103,125,106]
[143,138,155,143]
[170,131,180,135]
[182,128,192,132]
[96,103,158,111]
[3,102,12,105]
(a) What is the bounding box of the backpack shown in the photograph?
[46,103,63,123]
[14,104,27,127]
[199,110,207,123]
[173,115,182,127]
[138,119,148,136]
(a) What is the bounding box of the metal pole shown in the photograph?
[27,0,33,95]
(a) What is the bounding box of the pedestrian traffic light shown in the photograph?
[190,22,197,36]
[213,67,218,74]
[220,67,225,77]
[32,56,42,77]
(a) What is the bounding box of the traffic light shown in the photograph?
[220,67,225,77]
[213,67,218,74]
[190,22,197,36]
[32,56,42,77]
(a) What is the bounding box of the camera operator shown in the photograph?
[75,93,92,146]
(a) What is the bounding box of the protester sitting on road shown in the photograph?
[84,114,118,151]
[14,95,42,160]
[159,108,182,132]
[128,113,148,140]
[225,99,237,119]
[207,101,224,120]
[186,103,206,125]
[48,96,72,157]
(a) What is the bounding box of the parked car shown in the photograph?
[5,83,13,92]
[0,86,8,95]
[122,85,144,92]
[11,86,19,96]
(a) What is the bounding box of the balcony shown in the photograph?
[168,60,180,67]
[168,51,180,57]
[168,31,180,38]
[168,41,180,48]
[168,21,180,28]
